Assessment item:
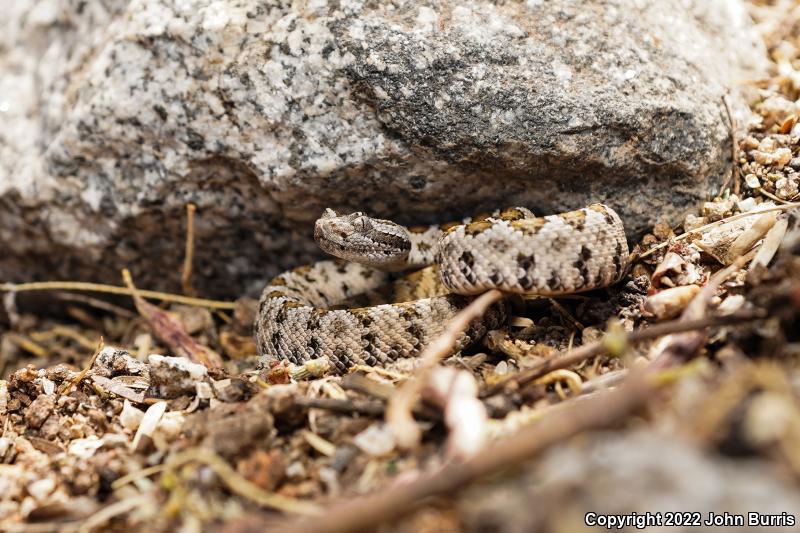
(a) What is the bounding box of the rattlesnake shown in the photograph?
[255,204,629,374]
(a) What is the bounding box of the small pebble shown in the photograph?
[353,423,396,457]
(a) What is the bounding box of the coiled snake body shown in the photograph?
[255,204,629,374]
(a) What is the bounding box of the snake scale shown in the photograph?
[255,204,629,374]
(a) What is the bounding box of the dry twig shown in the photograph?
[54,292,138,318]
[0,281,236,309]
[386,290,504,449]
[62,337,105,395]
[181,203,197,296]
[289,371,652,533]
[2,334,48,358]
[162,448,320,516]
[481,310,764,398]
[720,94,740,196]
[294,396,388,416]
[648,257,748,366]
[29,326,99,351]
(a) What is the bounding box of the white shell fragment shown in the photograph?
[353,424,397,457]
[750,217,790,270]
[424,367,488,459]
[68,436,105,460]
[120,400,146,431]
[724,212,777,264]
[131,401,168,451]
[645,285,702,320]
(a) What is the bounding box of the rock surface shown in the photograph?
[0,0,769,297]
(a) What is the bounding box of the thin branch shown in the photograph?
[294,397,388,416]
[30,326,99,351]
[758,187,794,205]
[386,290,504,449]
[54,292,138,318]
[2,334,48,358]
[181,203,197,296]
[62,337,105,395]
[162,448,320,516]
[0,281,236,309]
[76,494,151,533]
[481,310,765,398]
[648,257,748,367]
[287,371,653,533]
[122,269,223,368]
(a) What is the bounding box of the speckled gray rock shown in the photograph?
[0,0,768,297]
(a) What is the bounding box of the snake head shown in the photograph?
[314,210,412,269]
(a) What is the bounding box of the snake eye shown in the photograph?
[353,217,371,232]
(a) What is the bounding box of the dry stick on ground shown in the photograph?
[30,326,99,351]
[54,292,138,318]
[481,310,765,398]
[181,203,197,296]
[342,372,398,400]
[12,494,155,533]
[386,289,504,449]
[342,373,443,421]
[162,448,321,516]
[2,333,48,358]
[759,187,795,205]
[289,369,652,533]
[285,258,749,533]
[61,337,104,395]
[0,281,236,309]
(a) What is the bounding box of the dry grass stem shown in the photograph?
[482,309,765,397]
[721,94,740,197]
[163,448,321,516]
[181,203,197,296]
[759,187,795,204]
[0,281,236,309]
[62,337,105,395]
[3,334,48,358]
[534,369,583,399]
[289,370,653,533]
[29,326,99,351]
[386,289,504,449]
[648,257,748,367]
[751,216,790,270]
[283,260,757,532]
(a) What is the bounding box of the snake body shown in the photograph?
[255,204,629,373]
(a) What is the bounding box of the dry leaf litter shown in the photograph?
[3,1,800,531]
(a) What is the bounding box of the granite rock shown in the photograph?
[0,0,769,297]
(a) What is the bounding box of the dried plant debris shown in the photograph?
[3,2,800,531]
